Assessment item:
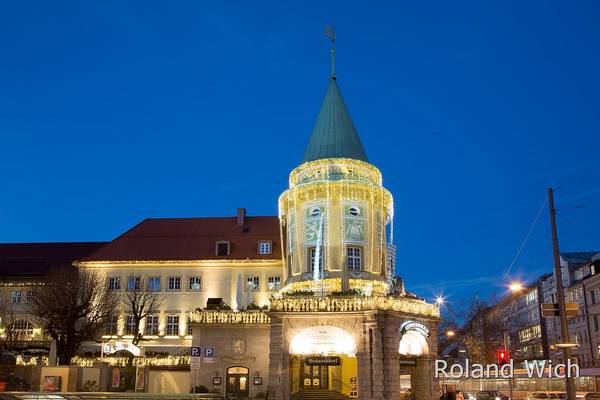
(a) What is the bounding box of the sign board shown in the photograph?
[305,356,341,366]
[103,342,141,356]
[400,321,430,337]
[190,346,202,357]
[190,357,202,369]
[541,302,579,318]
[203,347,215,363]
[399,358,417,366]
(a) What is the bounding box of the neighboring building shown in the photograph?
[542,252,600,367]
[0,242,106,363]
[489,278,549,363]
[76,210,282,365]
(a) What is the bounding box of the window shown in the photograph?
[525,290,538,305]
[594,316,599,333]
[347,247,362,271]
[308,246,323,272]
[128,276,141,291]
[125,315,137,335]
[592,290,597,305]
[11,320,33,339]
[189,276,201,291]
[518,324,542,342]
[145,315,159,336]
[550,293,557,304]
[268,276,281,290]
[187,317,193,335]
[168,277,181,291]
[108,277,121,291]
[11,291,22,304]
[166,315,180,336]
[25,291,34,303]
[572,289,580,302]
[258,241,272,255]
[105,315,118,336]
[216,241,230,256]
[247,276,260,292]
[147,277,161,291]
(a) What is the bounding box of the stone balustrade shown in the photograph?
[190,310,271,324]
[270,295,440,317]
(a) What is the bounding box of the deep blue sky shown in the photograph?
[2,1,600,304]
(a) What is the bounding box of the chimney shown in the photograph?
[237,208,246,226]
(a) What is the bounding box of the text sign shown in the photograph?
[305,356,341,366]
[190,347,202,357]
[399,358,417,366]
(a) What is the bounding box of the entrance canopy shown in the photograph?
[289,326,357,356]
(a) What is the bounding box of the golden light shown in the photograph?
[446,330,456,338]
[509,282,524,293]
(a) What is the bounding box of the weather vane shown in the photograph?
[324,25,336,79]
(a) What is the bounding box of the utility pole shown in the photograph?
[548,187,577,400]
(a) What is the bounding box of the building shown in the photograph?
[2,73,440,399]
[0,242,106,363]
[188,75,440,400]
[541,252,600,367]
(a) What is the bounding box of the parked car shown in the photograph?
[476,391,510,400]
[584,393,600,400]
[527,392,567,400]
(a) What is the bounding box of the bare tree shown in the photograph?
[27,268,117,365]
[121,273,164,347]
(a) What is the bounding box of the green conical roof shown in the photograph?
[302,78,369,163]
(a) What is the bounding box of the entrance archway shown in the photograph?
[226,366,249,397]
[398,321,430,356]
[288,326,358,396]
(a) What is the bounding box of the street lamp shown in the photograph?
[435,296,445,306]
[509,281,524,293]
[446,330,455,338]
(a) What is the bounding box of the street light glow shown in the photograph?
[509,282,524,293]
[435,296,445,305]
[446,330,455,337]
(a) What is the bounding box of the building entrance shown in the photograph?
[226,366,249,397]
[301,361,329,389]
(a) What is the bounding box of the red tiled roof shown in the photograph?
[82,216,281,262]
[0,242,107,277]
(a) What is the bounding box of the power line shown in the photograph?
[556,213,600,242]
[503,197,548,280]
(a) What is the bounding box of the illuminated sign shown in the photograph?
[289,326,356,355]
[400,321,430,337]
[103,341,141,356]
[305,356,341,366]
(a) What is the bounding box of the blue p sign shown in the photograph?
[204,347,215,358]
[190,347,202,357]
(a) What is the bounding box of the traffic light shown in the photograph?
[496,349,509,366]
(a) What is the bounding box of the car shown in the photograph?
[584,393,600,400]
[527,392,566,400]
[476,391,510,400]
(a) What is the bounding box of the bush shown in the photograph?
[191,385,209,393]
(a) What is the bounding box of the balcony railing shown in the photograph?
[190,310,271,325]
[270,295,439,317]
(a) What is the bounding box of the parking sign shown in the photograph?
[190,346,202,357]
[203,347,215,363]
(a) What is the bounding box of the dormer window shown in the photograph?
[258,241,272,255]
[216,241,230,256]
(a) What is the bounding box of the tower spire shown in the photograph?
[324,25,336,79]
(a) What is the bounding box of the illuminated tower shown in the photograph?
[278,77,394,295]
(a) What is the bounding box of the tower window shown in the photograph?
[216,240,230,256]
[308,246,324,272]
[347,247,362,271]
[258,241,272,255]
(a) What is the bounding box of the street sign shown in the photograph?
[190,346,202,357]
[541,303,559,317]
[541,302,579,318]
[565,302,579,317]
